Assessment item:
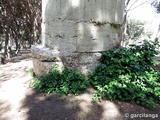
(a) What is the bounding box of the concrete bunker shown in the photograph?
[31,0,125,76]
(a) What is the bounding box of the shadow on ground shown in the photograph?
[21,88,113,120]
[20,86,160,120]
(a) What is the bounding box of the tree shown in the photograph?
[121,0,131,47]
[0,0,41,59]
[151,0,160,41]
[126,19,153,45]
[151,0,160,13]
[122,0,160,47]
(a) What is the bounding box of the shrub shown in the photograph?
[29,65,88,95]
[88,40,160,110]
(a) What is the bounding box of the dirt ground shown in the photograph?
[0,50,160,120]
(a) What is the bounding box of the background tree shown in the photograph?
[122,0,160,47]
[126,19,153,45]
[151,0,160,13]
[151,0,160,41]
[0,0,41,59]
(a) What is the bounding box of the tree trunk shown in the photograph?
[0,53,5,64]
[15,38,20,54]
[121,0,130,47]
[7,46,12,60]
[121,13,127,47]
[4,28,12,60]
[4,28,9,56]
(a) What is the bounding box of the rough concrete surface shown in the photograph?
[32,0,125,76]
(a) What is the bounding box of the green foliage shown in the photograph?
[29,65,88,95]
[29,40,160,110]
[29,68,35,77]
[89,40,160,110]
[1,0,41,55]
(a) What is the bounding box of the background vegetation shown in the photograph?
[0,0,41,59]
[126,18,153,45]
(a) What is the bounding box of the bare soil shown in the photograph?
[0,50,160,120]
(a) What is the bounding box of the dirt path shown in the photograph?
[0,50,160,120]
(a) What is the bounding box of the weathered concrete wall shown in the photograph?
[32,0,125,76]
[42,0,124,52]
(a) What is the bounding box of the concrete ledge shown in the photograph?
[31,45,102,76]
[31,45,61,62]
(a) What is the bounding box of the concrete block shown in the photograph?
[31,45,61,62]
[77,23,121,52]
[33,0,125,76]
[43,0,124,24]
[44,20,77,52]
[32,58,54,77]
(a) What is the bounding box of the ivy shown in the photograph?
[29,65,88,95]
[89,40,160,110]
[29,40,160,110]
